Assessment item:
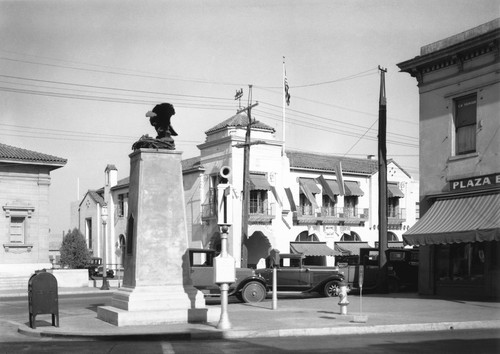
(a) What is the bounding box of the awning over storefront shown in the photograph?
[298,178,319,209]
[403,193,500,246]
[334,242,372,255]
[290,242,339,256]
[317,175,340,201]
[387,183,404,198]
[374,241,405,248]
[249,173,271,190]
[344,181,364,196]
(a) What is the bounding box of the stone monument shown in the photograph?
[97,103,219,326]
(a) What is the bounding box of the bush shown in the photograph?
[59,228,92,269]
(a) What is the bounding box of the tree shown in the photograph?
[59,228,91,269]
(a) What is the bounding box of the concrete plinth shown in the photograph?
[97,149,215,326]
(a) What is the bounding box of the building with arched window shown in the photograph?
[73,112,419,273]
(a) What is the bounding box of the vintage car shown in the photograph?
[336,248,419,292]
[188,248,268,303]
[85,257,114,279]
[254,253,345,297]
[386,248,419,292]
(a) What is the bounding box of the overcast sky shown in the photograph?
[1,0,498,235]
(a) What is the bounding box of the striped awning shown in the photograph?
[334,242,372,256]
[387,184,404,198]
[403,193,500,246]
[298,178,319,209]
[344,181,364,197]
[270,186,282,207]
[317,175,340,202]
[249,174,271,190]
[284,187,297,212]
[290,242,339,256]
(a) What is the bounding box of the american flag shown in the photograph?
[284,72,291,106]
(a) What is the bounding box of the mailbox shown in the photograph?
[28,270,59,329]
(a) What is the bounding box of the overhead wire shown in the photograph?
[0,51,419,170]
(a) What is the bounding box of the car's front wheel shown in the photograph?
[323,280,340,297]
[241,281,266,303]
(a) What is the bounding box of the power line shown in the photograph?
[0,74,234,101]
[0,86,236,111]
[0,56,244,87]
[256,102,419,145]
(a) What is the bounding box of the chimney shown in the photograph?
[105,164,118,188]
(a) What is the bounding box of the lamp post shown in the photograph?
[100,203,109,290]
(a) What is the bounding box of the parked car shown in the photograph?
[85,257,114,279]
[336,248,379,291]
[254,253,345,297]
[188,248,267,303]
[386,248,419,292]
[336,247,419,292]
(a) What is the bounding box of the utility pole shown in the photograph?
[235,85,258,268]
[377,66,388,293]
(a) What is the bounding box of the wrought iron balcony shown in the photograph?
[294,206,370,225]
[388,208,406,224]
[249,202,275,224]
[201,203,216,220]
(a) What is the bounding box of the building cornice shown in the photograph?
[397,28,500,85]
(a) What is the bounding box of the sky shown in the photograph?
[1,0,498,235]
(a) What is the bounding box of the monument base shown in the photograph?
[97,285,220,326]
[97,306,220,327]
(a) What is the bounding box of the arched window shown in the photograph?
[340,231,362,242]
[388,232,399,241]
[295,231,319,242]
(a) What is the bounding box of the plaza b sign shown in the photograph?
[449,173,500,191]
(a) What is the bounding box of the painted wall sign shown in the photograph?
[450,173,500,191]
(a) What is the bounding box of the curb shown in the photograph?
[18,320,500,340]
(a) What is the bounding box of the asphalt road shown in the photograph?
[0,328,498,353]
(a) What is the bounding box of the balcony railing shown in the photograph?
[201,203,216,219]
[249,202,275,224]
[388,208,406,223]
[295,206,369,225]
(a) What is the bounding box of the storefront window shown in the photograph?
[436,243,485,281]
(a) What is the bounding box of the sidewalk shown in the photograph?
[4,287,500,340]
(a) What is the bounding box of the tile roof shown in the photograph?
[181,156,203,172]
[110,177,130,191]
[0,142,67,165]
[205,113,275,134]
[87,190,105,205]
[286,150,379,175]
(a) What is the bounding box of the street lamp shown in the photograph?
[100,203,109,290]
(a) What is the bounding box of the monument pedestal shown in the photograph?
[97,149,219,326]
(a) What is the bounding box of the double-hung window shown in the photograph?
[454,94,477,155]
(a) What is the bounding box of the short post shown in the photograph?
[215,224,234,330]
[100,204,109,291]
[270,249,280,310]
[338,281,349,315]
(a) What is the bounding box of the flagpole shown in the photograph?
[282,56,286,156]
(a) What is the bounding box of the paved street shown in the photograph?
[0,328,498,353]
